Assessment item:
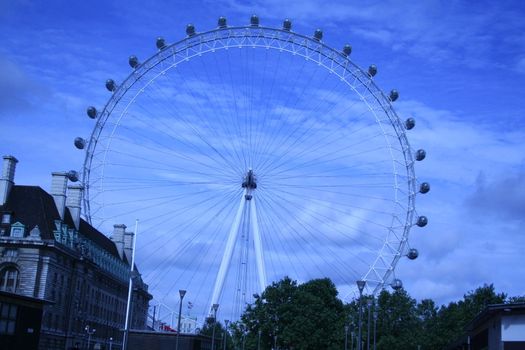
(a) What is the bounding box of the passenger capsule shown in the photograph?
[391,279,403,290]
[218,16,227,28]
[250,15,259,26]
[156,37,166,50]
[407,248,419,260]
[67,170,79,182]
[416,216,428,227]
[186,24,196,36]
[105,79,116,92]
[74,137,85,149]
[368,65,377,77]
[342,44,352,57]
[86,106,98,119]
[415,149,426,161]
[313,29,323,41]
[283,19,292,31]
[128,55,139,69]
[419,182,430,194]
[405,118,416,130]
[389,89,399,102]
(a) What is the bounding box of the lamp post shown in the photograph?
[223,319,229,350]
[367,299,373,350]
[373,310,378,350]
[356,280,366,350]
[109,337,113,350]
[85,325,96,350]
[176,290,187,350]
[211,304,219,350]
[257,329,262,350]
[273,314,278,350]
[344,324,349,350]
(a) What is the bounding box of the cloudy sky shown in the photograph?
[1,0,524,322]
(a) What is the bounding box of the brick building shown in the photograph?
[0,155,152,349]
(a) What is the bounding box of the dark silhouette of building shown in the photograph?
[0,155,152,350]
[447,303,525,350]
[0,290,49,350]
[127,330,216,350]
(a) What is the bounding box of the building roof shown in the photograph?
[1,185,62,239]
[0,184,121,259]
[465,302,525,331]
[446,303,525,350]
[79,218,121,258]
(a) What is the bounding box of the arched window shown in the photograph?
[0,266,19,293]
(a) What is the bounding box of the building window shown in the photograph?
[0,302,18,334]
[0,266,19,293]
[2,249,18,258]
[1,213,11,224]
[9,222,25,238]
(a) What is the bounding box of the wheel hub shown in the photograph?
[242,169,257,200]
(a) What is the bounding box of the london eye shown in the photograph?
[74,15,430,322]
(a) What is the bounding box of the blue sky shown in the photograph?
[1,0,524,322]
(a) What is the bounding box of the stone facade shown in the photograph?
[0,156,152,350]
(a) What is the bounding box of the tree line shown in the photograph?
[201,277,524,350]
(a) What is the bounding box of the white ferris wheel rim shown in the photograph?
[80,23,418,304]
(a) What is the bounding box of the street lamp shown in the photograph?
[367,299,373,350]
[223,320,230,350]
[373,310,378,350]
[257,329,262,350]
[85,325,96,350]
[273,315,279,350]
[356,280,366,350]
[176,290,187,350]
[344,324,349,350]
[109,337,113,350]
[211,303,219,350]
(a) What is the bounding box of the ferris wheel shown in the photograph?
[74,16,429,321]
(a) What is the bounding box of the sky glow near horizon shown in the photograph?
[1,0,524,324]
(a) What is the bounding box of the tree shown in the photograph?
[199,317,232,349]
[239,277,346,350]
[236,279,519,350]
[431,283,507,349]
[375,289,420,350]
[416,299,440,349]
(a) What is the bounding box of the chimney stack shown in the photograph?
[112,224,126,259]
[66,185,84,229]
[0,155,18,205]
[51,172,68,219]
[123,229,135,264]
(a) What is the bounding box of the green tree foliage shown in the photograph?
[430,283,507,349]
[238,277,345,350]
[373,283,508,350]
[199,317,232,349]
[376,289,420,349]
[236,278,519,350]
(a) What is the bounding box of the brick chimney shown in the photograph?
[123,229,135,264]
[0,155,18,205]
[66,185,83,229]
[112,224,126,259]
[51,172,68,219]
